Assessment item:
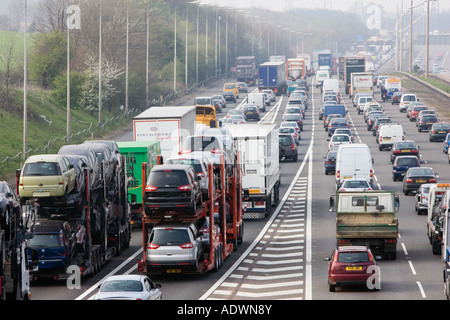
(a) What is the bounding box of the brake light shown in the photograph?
[430,178,437,183]
[178,184,192,191]
[145,185,158,192]
[370,169,373,178]
[336,170,340,178]
[432,130,436,134]
[393,150,401,154]
[180,242,194,249]
[147,243,160,249]
[291,143,295,150]
[406,179,413,183]
[210,148,223,154]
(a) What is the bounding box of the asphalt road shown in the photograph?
[29,64,450,301]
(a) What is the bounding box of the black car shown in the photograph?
[418,115,439,132]
[279,134,297,162]
[283,113,303,131]
[324,149,337,175]
[65,155,88,193]
[429,122,450,142]
[242,105,260,121]
[0,181,21,227]
[372,117,392,136]
[366,113,385,131]
[222,91,237,102]
[324,114,343,130]
[392,155,420,181]
[80,142,115,187]
[58,144,102,189]
[144,164,202,215]
[328,118,349,136]
[391,91,404,105]
[402,167,437,195]
[390,140,420,163]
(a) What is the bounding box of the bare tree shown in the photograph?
[33,0,69,32]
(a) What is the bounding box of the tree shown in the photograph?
[28,31,69,88]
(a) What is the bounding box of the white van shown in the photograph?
[399,93,418,113]
[335,144,374,189]
[315,70,330,88]
[378,124,405,151]
[322,79,341,101]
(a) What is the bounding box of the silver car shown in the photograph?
[94,275,162,300]
[146,222,204,273]
[415,183,433,215]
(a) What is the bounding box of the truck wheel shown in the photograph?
[432,237,441,255]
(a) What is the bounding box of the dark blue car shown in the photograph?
[27,220,77,279]
[392,155,420,181]
[442,133,450,153]
[328,118,349,136]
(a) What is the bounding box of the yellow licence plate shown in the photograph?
[346,266,362,271]
[402,150,410,152]
[426,122,433,124]
[439,131,446,133]
[416,179,426,183]
[166,269,182,274]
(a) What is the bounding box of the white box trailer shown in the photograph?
[227,123,280,219]
[133,106,196,160]
[350,72,374,98]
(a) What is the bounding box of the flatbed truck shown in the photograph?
[330,190,399,260]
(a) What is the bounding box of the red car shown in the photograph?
[324,246,379,292]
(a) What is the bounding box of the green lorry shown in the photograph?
[329,190,400,260]
[116,141,161,225]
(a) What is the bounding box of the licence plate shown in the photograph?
[346,266,362,271]
[167,269,182,274]
[248,112,253,114]
[416,179,426,183]
[426,122,433,124]
[384,138,391,141]
[402,150,410,152]
[439,131,446,134]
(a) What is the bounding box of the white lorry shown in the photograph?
[335,144,374,189]
[133,106,196,160]
[350,72,374,99]
[227,123,281,219]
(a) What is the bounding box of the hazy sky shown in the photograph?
[201,0,449,15]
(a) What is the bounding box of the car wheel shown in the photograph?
[329,282,336,292]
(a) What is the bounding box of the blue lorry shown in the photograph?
[258,61,287,96]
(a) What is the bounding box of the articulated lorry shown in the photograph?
[329,190,399,260]
[133,106,196,160]
[22,150,131,280]
[138,153,244,275]
[0,189,38,300]
[227,124,281,219]
[258,61,287,96]
[236,56,257,86]
[116,141,161,225]
[426,184,450,255]
[344,57,366,95]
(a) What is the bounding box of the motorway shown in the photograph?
[29,61,450,301]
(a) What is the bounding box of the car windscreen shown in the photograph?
[279,136,293,146]
[183,136,222,152]
[148,170,189,186]
[150,228,190,246]
[337,252,370,263]
[166,159,203,173]
[100,280,143,292]
[28,234,61,248]
[22,162,59,176]
[396,158,419,166]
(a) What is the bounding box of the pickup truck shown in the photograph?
[330,190,399,260]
